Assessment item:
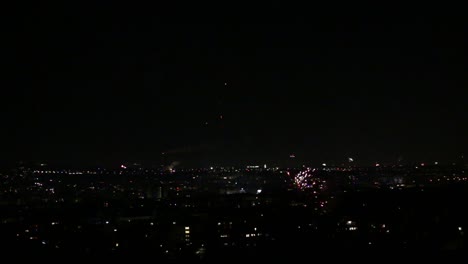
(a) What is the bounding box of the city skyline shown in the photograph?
[2,3,468,259]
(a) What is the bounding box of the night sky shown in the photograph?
[3,4,467,167]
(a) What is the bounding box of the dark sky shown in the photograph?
[3,4,467,167]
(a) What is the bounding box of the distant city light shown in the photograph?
[7,156,467,253]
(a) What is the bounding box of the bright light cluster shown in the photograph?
[294,168,317,190]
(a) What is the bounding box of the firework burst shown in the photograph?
[294,168,317,190]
